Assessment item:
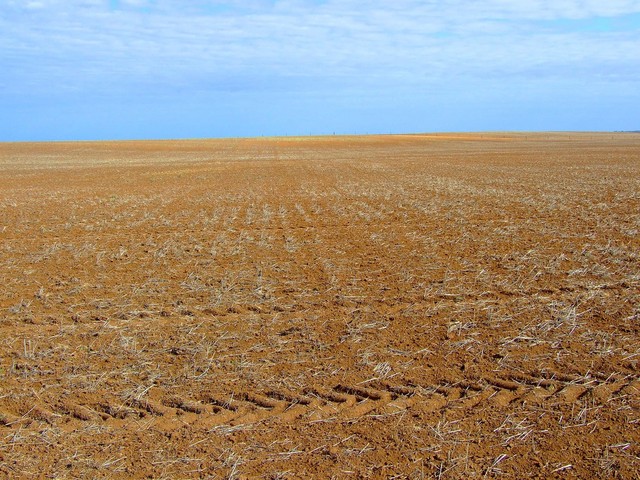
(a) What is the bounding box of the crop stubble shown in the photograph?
[0,132,639,478]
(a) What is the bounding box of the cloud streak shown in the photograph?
[1,0,639,138]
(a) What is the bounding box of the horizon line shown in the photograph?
[2,130,638,145]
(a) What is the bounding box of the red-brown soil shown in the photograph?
[0,132,639,478]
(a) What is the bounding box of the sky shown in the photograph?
[1,0,639,140]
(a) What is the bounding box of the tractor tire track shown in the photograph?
[1,371,638,434]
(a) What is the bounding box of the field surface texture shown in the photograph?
[0,133,639,479]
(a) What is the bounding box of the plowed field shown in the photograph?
[1,133,639,478]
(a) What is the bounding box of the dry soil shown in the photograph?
[0,133,639,478]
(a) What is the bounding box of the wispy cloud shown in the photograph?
[1,0,639,138]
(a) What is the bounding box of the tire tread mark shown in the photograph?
[489,388,525,407]
[536,370,582,383]
[130,398,174,417]
[370,382,416,397]
[5,373,640,431]
[486,377,522,391]
[57,401,100,422]
[590,381,627,403]
[507,372,558,388]
[26,405,57,424]
[265,391,312,405]
[554,384,588,403]
[304,387,355,406]
[413,393,448,414]
[521,386,555,404]
[163,396,207,414]
[334,385,390,401]
[201,395,239,412]
[457,387,496,410]
[238,392,283,410]
[96,403,141,420]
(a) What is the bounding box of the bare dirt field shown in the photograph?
[0,132,639,479]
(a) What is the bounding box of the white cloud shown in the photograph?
[1,0,639,99]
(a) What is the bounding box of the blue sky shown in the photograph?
[1,0,639,140]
